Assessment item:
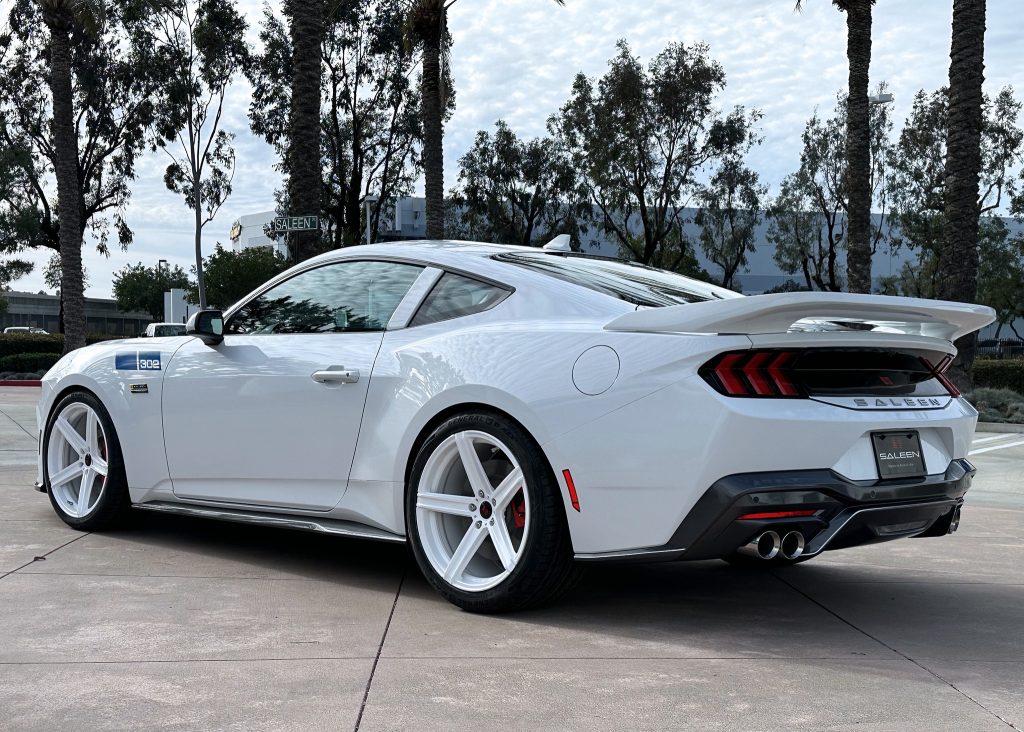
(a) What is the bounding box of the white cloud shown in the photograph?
[5,0,1023,297]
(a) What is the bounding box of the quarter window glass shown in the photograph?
[494,252,740,307]
[227,260,423,334]
[410,273,509,327]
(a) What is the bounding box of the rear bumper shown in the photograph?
[575,458,973,562]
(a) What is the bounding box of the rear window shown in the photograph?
[493,252,740,307]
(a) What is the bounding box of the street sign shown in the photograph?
[273,215,320,232]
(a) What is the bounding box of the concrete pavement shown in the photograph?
[1,386,1022,731]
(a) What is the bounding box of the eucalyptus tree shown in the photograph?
[939,0,988,388]
[883,87,1022,309]
[135,0,250,309]
[794,0,876,293]
[1,0,156,348]
[249,0,422,249]
[553,40,758,272]
[452,120,590,247]
[765,91,892,292]
[695,148,767,291]
[402,0,565,240]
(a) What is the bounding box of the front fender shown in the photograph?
[38,338,191,500]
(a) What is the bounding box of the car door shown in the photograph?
[161,259,424,511]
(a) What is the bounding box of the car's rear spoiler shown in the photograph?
[603,292,995,342]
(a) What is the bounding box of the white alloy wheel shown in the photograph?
[47,401,109,518]
[415,430,530,592]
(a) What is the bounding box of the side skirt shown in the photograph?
[133,501,407,544]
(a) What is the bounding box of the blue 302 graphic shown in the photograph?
[115,351,162,371]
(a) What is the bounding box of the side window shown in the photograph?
[409,272,509,327]
[227,260,423,335]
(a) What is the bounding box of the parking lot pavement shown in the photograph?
[1,386,1022,731]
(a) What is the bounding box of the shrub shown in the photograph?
[0,352,61,373]
[967,387,1024,424]
[0,371,46,380]
[973,359,1024,394]
[0,333,122,359]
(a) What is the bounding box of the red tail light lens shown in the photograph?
[701,350,803,398]
[921,355,961,397]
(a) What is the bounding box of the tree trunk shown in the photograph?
[420,12,445,240]
[47,21,86,354]
[844,0,873,294]
[940,0,987,392]
[194,202,207,309]
[287,0,323,262]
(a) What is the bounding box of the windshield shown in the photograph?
[494,252,741,307]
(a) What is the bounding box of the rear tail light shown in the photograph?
[701,348,959,400]
[921,355,961,397]
[701,350,802,398]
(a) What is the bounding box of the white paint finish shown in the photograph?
[572,346,620,396]
[34,240,988,559]
[606,291,995,340]
[387,267,444,330]
[161,333,383,511]
[831,427,955,482]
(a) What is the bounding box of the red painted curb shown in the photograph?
[0,380,41,387]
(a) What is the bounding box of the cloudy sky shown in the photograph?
[6,0,1024,297]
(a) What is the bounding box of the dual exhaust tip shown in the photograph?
[739,530,805,561]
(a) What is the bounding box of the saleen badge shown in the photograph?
[130,383,149,394]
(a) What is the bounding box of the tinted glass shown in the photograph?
[410,273,509,327]
[227,260,423,334]
[494,252,740,307]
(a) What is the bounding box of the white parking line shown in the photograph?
[969,439,1024,455]
[972,434,1015,445]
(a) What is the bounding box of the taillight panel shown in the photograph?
[700,348,960,399]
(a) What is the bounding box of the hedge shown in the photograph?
[973,359,1024,394]
[0,333,120,359]
[0,352,62,373]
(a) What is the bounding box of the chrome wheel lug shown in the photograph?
[475,520,482,529]
[469,503,477,512]
[477,490,485,499]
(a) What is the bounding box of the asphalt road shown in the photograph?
[1,386,1022,731]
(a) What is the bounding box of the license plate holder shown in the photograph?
[872,431,926,479]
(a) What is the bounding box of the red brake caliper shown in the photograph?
[511,494,526,529]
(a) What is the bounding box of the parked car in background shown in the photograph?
[143,323,187,338]
[4,326,49,334]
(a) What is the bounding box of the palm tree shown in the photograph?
[795,0,875,294]
[404,0,565,240]
[286,0,324,263]
[939,0,987,390]
[38,0,103,353]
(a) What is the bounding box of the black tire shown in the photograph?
[43,390,132,531]
[406,411,579,613]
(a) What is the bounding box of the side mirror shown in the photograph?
[186,309,224,346]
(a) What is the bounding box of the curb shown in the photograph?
[975,422,1024,434]
[0,380,41,387]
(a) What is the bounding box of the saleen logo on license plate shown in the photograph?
[873,431,926,479]
[115,352,162,371]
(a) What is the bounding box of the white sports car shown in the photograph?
[36,240,994,612]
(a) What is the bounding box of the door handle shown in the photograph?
[311,367,360,384]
